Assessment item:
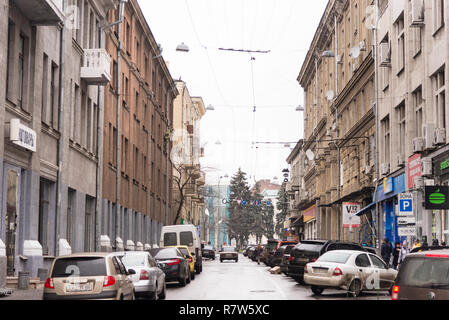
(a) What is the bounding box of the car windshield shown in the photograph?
[119,254,146,268]
[51,257,107,278]
[180,232,194,246]
[399,257,449,288]
[223,247,235,252]
[153,248,178,260]
[164,232,177,246]
[317,251,351,264]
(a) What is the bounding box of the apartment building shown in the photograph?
[0,0,117,280]
[102,0,177,252]
[297,0,376,243]
[376,0,449,245]
[171,80,206,227]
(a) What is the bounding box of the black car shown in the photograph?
[272,246,289,267]
[279,245,295,274]
[287,240,373,283]
[202,245,216,260]
[243,245,255,257]
[247,246,257,261]
[149,248,190,287]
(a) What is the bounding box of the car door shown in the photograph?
[114,256,134,299]
[368,254,395,290]
[148,255,162,293]
[176,249,187,279]
[354,253,373,289]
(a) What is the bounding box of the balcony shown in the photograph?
[12,0,64,25]
[81,49,112,86]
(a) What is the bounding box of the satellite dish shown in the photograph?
[350,46,361,59]
[306,149,315,161]
[326,90,335,101]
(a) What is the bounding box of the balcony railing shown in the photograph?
[12,0,64,25]
[81,49,112,86]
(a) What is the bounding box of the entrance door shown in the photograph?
[4,166,20,276]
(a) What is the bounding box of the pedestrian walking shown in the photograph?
[256,244,263,265]
[381,238,393,266]
[398,240,409,269]
[392,241,401,270]
[432,239,440,246]
[412,239,421,251]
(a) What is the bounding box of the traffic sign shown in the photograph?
[398,193,413,216]
[398,227,416,237]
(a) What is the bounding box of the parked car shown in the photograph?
[160,224,202,274]
[288,240,373,282]
[272,245,289,267]
[202,245,216,260]
[392,249,449,300]
[43,252,135,300]
[243,245,254,257]
[220,246,239,263]
[279,245,296,274]
[149,247,191,287]
[247,246,257,261]
[173,245,196,280]
[264,239,298,267]
[113,251,166,300]
[304,250,398,297]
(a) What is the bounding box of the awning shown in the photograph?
[354,202,376,217]
[291,216,304,226]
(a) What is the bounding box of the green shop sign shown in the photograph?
[441,158,449,171]
[425,186,449,210]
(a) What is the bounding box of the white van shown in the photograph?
[160,224,202,274]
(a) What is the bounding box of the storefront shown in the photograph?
[303,205,316,240]
[430,151,449,245]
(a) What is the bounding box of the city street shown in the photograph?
[166,254,391,301]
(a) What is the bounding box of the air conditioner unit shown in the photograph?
[413,137,424,153]
[434,128,446,146]
[423,124,436,150]
[336,54,343,64]
[413,176,424,189]
[359,40,367,51]
[396,153,405,168]
[421,159,433,176]
[410,0,425,26]
[379,42,391,67]
[381,163,390,176]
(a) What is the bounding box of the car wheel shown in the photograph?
[348,279,362,297]
[220,259,223,263]
[186,271,191,284]
[235,259,238,263]
[158,282,166,300]
[179,276,187,287]
[195,266,200,275]
[191,270,195,280]
[311,286,324,296]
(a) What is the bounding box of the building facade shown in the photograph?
[102,0,177,252]
[0,0,118,279]
[297,0,377,244]
[375,0,449,245]
[171,80,206,228]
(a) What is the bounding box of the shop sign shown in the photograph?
[343,202,361,228]
[383,177,393,194]
[408,154,422,189]
[304,205,316,223]
[10,119,36,152]
[424,186,449,210]
[398,227,416,237]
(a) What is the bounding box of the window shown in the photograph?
[370,254,388,269]
[67,188,75,246]
[52,257,107,277]
[433,68,446,129]
[395,13,405,74]
[42,54,49,124]
[18,35,26,108]
[6,21,15,100]
[355,254,371,268]
[433,0,444,33]
[382,115,390,164]
[112,126,117,167]
[396,102,406,158]
[163,233,177,246]
[413,86,424,137]
[74,84,80,141]
[84,196,95,252]
[39,179,54,256]
[412,25,423,57]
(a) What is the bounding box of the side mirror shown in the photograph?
[127,269,136,275]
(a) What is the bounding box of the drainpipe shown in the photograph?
[55,0,66,257]
[334,14,341,241]
[373,0,380,250]
[115,0,125,250]
[95,20,103,252]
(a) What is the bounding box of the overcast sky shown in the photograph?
[137,0,328,185]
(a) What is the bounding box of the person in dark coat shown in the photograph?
[381,238,393,266]
[256,244,263,265]
[392,242,401,270]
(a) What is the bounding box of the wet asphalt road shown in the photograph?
[165,253,391,300]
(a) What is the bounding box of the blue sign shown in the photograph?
[399,199,413,212]
[254,200,260,206]
[241,200,247,206]
[266,200,272,206]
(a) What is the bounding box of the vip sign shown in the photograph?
[10,119,36,152]
[343,202,361,228]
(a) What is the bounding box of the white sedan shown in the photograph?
[303,250,398,297]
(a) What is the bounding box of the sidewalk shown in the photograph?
[0,287,43,300]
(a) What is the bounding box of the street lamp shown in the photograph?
[176,42,190,53]
[296,105,305,112]
[206,104,215,111]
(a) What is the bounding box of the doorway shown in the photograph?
[3,165,21,276]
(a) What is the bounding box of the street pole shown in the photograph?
[373,0,380,250]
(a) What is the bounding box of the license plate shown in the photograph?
[297,258,309,263]
[313,268,328,274]
[226,254,233,258]
[65,282,94,293]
